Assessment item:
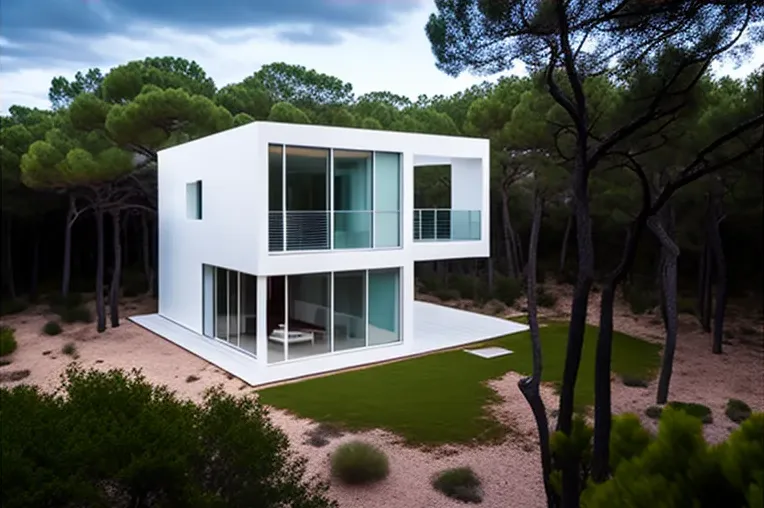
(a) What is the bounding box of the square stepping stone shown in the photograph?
[464,347,514,359]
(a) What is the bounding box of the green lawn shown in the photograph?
[258,322,661,446]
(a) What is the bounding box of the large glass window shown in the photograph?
[268,144,401,252]
[204,266,256,357]
[373,152,401,247]
[267,276,287,363]
[239,273,257,355]
[333,271,366,352]
[286,146,329,251]
[285,273,331,359]
[368,269,400,346]
[268,145,283,251]
[334,150,372,249]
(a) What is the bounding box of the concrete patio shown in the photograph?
[130,301,528,386]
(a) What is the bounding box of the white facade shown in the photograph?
[154,122,493,381]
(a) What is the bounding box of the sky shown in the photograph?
[0,0,762,115]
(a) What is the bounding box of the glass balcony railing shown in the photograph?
[269,211,401,252]
[413,209,481,242]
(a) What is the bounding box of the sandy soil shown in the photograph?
[1,287,762,507]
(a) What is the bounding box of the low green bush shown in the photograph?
[621,375,649,388]
[645,405,662,419]
[60,305,93,324]
[42,321,62,336]
[0,367,336,508]
[726,399,752,424]
[432,288,461,302]
[0,326,18,357]
[622,284,658,315]
[61,342,77,357]
[330,440,389,485]
[668,401,713,424]
[432,466,483,503]
[537,285,559,308]
[493,275,522,307]
[48,292,83,310]
[0,298,28,317]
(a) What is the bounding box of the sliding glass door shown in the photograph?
[203,265,256,358]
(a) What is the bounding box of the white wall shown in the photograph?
[158,124,260,332]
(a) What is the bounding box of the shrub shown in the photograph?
[725,399,752,424]
[668,401,713,424]
[0,367,336,508]
[432,466,483,503]
[621,375,649,388]
[537,285,559,308]
[330,440,389,485]
[580,409,764,508]
[449,274,478,300]
[432,288,461,302]
[0,326,17,357]
[645,405,662,419]
[60,305,93,324]
[483,299,506,316]
[0,298,27,317]
[622,284,658,315]
[42,321,62,336]
[48,292,83,310]
[61,342,77,357]
[493,275,522,307]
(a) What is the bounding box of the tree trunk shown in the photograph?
[500,188,519,278]
[30,229,41,302]
[653,206,680,405]
[3,216,16,299]
[62,194,76,298]
[109,211,122,328]
[142,212,154,294]
[558,160,595,508]
[708,186,726,354]
[559,213,572,274]
[519,193,557,508]
[698,197,713,333]
[95,207,106,333]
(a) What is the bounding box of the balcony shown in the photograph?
[413,209,481,242]
[269,210,401,252]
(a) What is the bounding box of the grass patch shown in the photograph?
[259,322,661,445]
[725,398,752,423]
[432,466,483,504]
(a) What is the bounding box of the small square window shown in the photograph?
[186,180,202,220]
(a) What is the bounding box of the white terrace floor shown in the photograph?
[130,301,528,387]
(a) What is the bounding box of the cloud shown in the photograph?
[0,2,512,114]
[0,0,423,70]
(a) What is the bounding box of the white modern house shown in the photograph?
[132,122,527,385]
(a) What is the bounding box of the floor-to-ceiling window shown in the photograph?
[333,271,367,352]
[268,144,400,252]
[374,152,401,248]
[203,265,256,358]
[334,150,372,249]
[268,145,284,252]
[368,269,400,346]
[285,146,329,251]
[204,265,400,363]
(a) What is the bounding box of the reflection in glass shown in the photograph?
[286,273,331,360]
[334,150,372,249]
[239,273,257,356]
[373,152,401,248]
[267,276,287,363]
[368,269,400,346]
[333,271,366,351]
[286,146,329,251]
[269,145,284,251]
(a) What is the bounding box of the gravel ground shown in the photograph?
[1,289,762,506]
